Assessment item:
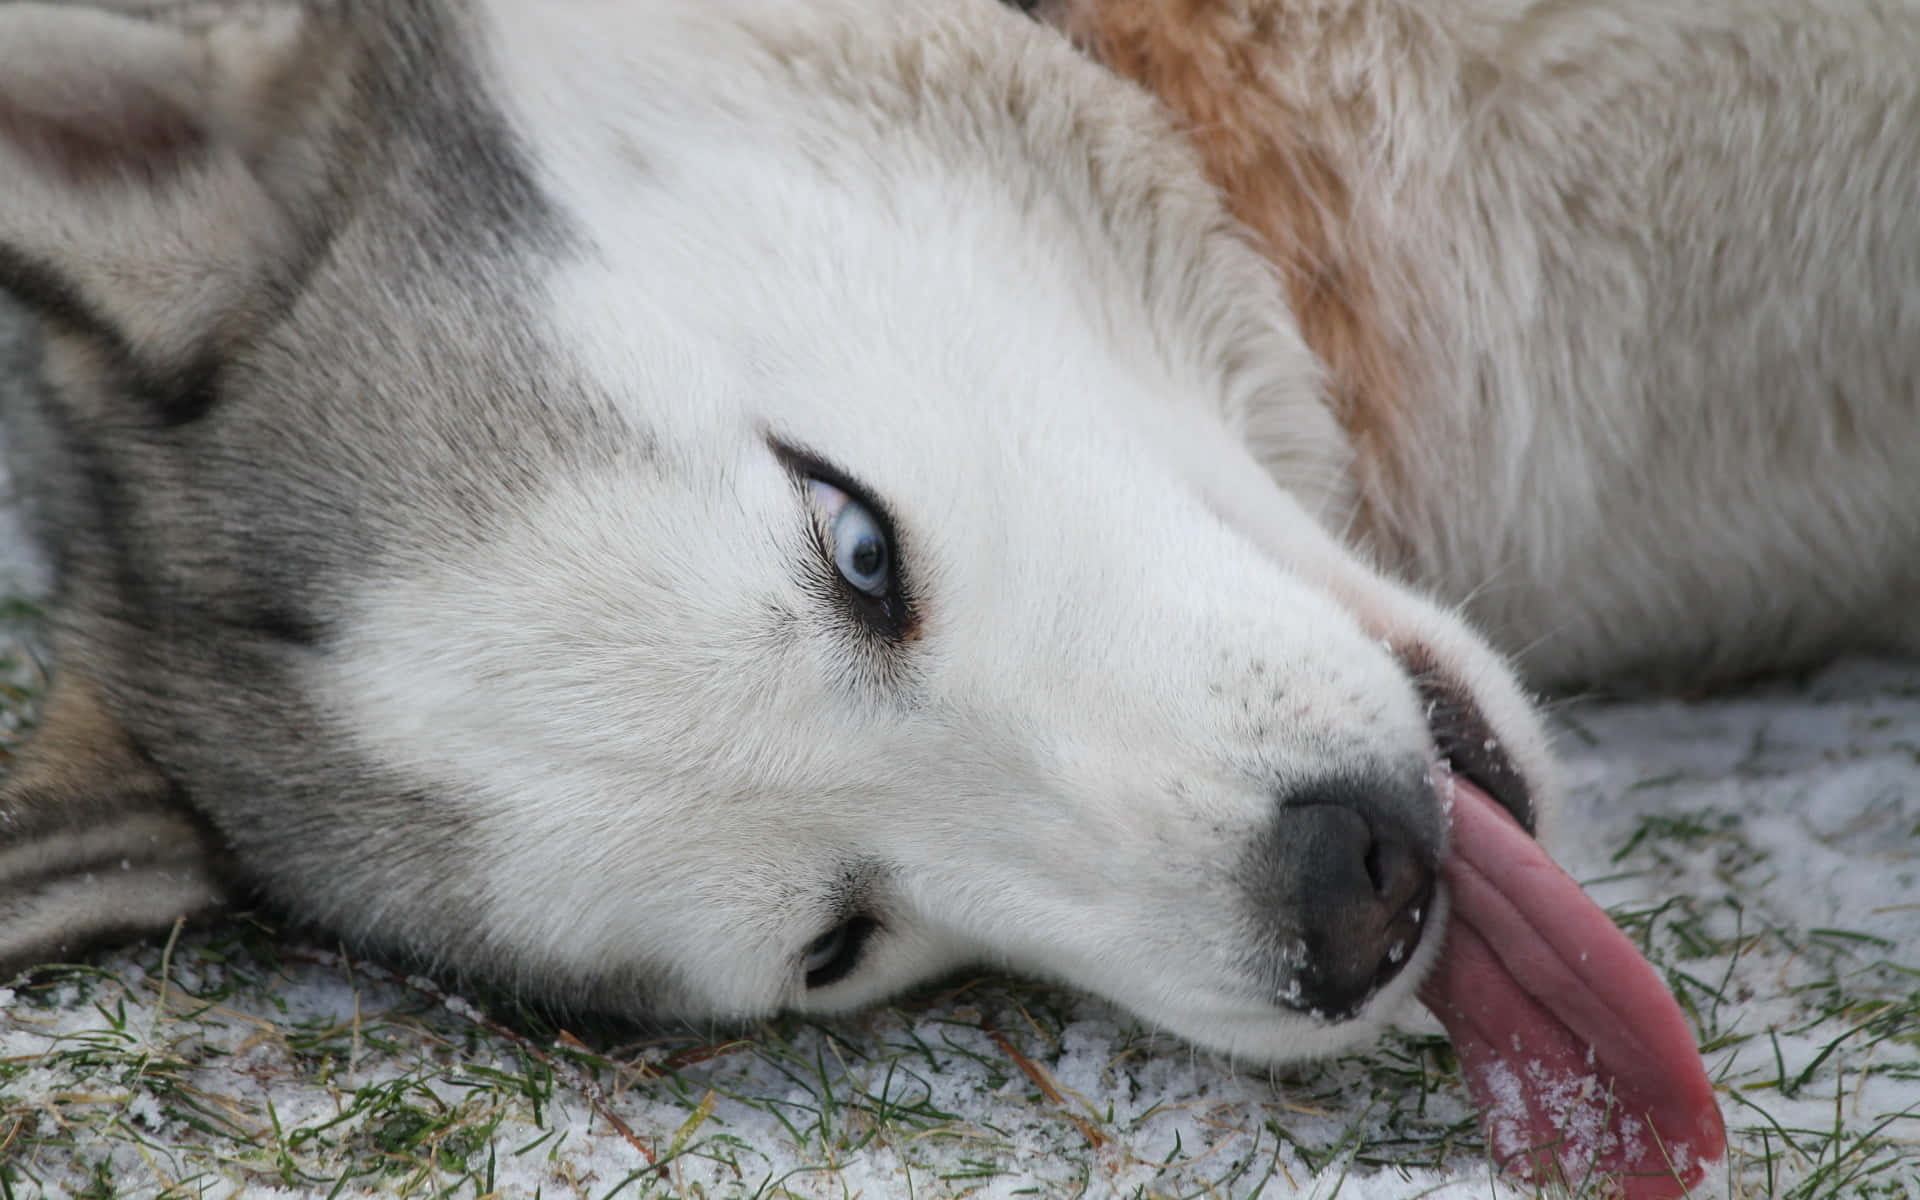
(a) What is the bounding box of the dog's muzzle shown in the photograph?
[1237,658,1535,1022]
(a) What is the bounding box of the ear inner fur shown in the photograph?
[0,3,344,398]
[0,5,210,186]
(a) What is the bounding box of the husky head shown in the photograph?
[0,0,1553,1062]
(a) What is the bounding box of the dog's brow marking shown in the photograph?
[0,245,136,368]
[146,357,223,428]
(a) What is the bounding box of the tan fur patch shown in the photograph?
[1049,0,1412,519]
[0,669,226,972]
[0,666,201,859]
[4,671,144,799]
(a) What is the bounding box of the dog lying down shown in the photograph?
[1,0,1916,1195]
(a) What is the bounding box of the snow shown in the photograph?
[1474,1055,1649,1183]
[1,431,1916,1197]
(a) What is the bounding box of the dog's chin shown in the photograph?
[1136,894,1452,1065]
[1096,871,1456,1067]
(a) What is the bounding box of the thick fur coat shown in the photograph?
[1,1,1914,1193]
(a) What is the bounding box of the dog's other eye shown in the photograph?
[802,914,878,989]
[807,479,891,597]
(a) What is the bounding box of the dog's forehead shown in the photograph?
[451,0,1341,490]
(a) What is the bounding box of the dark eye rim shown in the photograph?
[803,914,880,989]
[769,437,916,639]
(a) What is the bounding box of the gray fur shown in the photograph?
[0,0,598,983]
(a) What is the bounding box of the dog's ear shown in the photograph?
[0,1,338,376]
[0,670,228,976]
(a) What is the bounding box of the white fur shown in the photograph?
[312,0,1564,1060]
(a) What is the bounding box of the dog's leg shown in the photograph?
[0,668,226,976]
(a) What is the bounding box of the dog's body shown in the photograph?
[0,0,1914,1186]
[1048,0,1920,689]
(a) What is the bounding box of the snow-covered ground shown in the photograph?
[0,422,1915,1198]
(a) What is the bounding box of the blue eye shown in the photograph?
[807,479,891,597]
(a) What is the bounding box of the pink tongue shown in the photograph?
[1418,778,1726,1198]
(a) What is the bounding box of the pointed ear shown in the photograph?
[0,671,228,975]
[0,2,337,377]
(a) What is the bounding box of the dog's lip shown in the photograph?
[1407,662,1534,834]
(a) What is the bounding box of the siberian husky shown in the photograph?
[1,0,1914,1193]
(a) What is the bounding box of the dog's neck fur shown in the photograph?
[1044,0,1429,549]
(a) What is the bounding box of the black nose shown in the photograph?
[1238,771,1440,1021]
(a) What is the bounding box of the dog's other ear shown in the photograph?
[0,1,338,377]
[0,671,228,976]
